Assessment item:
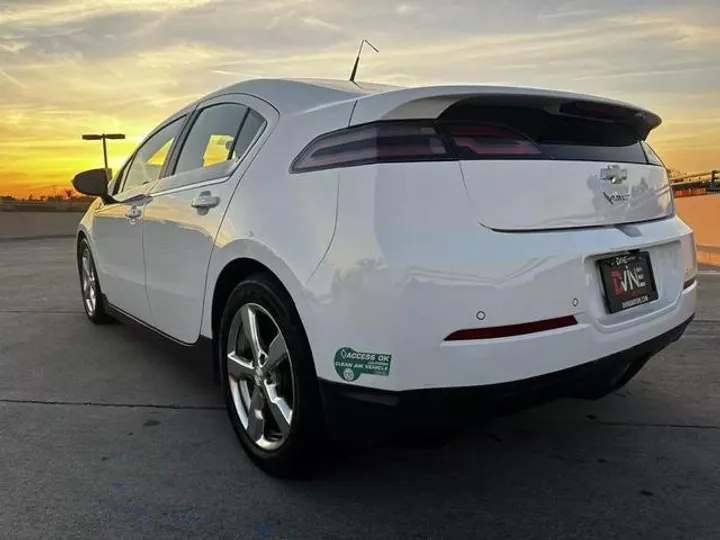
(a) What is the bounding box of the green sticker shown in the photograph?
[334,347,392,382]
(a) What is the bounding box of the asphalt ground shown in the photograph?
[1,238,719,540]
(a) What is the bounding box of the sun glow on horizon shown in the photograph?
[1,0,718,198]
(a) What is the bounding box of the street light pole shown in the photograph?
[102,137,109,170]
[82,133,126,178]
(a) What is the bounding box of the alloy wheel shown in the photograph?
[226,303,294,451]
[80,247,97,316]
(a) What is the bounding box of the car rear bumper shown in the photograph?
[304,214,697,391]
[318,316,693,436]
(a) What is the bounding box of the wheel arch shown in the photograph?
[203,238,317,337]
[75,219,96,259]
[76,229,88,252]
[75,226,97,274]
[210,257,299,338]
[204,241,319,383]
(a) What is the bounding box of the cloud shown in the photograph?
[0,40,28,53]
[537,8,599,19]
[571,64,720,82]
[395,4,417,16]
[0,68,27,89]
[674,23,720,47]
[0,0,718,195]
[0,0,217,27]
[300,16,341,31]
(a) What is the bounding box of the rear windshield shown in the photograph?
[439,104,650,164]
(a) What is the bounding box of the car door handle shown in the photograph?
[191,192,220,209]
[126,206,142,219]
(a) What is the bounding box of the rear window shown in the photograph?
[439,104,650,165]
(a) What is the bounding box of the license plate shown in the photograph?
[598,252,658,313]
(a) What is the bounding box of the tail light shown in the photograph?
[290,121,543,173]
[444,124,542,158]
[290,123,451,173]
[290,117,659,173]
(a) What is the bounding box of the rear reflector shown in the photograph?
[444,315,577,341]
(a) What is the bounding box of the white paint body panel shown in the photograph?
[460,161,673,230]
[142,94,279,343]
[91,183,156,323]
[199,99,355,337]
[303,162,695,391]
[142,174,234,342]
[75,78,695,398]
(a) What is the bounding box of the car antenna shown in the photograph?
[349,39,379,84]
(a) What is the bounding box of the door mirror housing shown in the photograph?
[72,168,116,204]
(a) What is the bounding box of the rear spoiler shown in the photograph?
[349,85,662,139]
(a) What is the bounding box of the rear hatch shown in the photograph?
[350,87,672,231]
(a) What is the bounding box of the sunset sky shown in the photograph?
[1,0,718,197]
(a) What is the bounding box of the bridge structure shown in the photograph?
[670,169,719,197]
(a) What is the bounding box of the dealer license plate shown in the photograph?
[598,252,658,314]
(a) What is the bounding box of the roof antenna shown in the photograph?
[349,39,379,83]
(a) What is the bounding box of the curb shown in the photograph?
[0,234,76,243]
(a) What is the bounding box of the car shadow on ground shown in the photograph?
[105,318,221,402]
[112,316,694,487]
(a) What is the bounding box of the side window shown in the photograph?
[121,117,184,193]
[175,103,249,175]
[231,109,267,161]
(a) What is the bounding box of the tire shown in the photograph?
[219,274,324,477]
[77,239,113,324]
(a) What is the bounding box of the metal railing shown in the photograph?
[670,170,718,185]
[670,169,719,196]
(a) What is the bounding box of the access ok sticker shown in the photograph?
[334,347,392,382]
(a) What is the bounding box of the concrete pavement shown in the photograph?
[1,238,719,540]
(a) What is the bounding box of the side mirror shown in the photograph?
[72,168,115,204]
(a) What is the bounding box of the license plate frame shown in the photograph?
[598,252,658,314]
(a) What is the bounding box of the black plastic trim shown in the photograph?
[162,110,199,180]
[117,115,189,193]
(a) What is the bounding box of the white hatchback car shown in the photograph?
[73,78,697,476]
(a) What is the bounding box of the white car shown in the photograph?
[73,78,697,476]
